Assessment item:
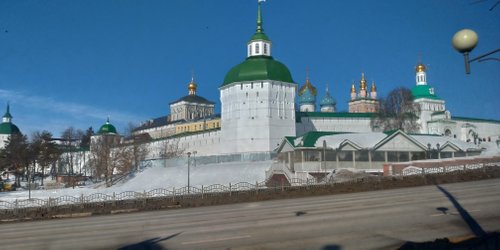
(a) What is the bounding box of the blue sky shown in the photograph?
[0,0,499,137]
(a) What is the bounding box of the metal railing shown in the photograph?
[1,163,498,212]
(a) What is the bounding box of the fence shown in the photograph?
[384,155,500,176]
[1,164,500,220]
[0,181,267,211]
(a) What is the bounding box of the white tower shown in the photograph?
[0,104,22,149]
[219,1,297,154]
[411,62,447,134]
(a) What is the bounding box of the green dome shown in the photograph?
[0,122,21,135]
[222,56,294,86]
[249,32,270,42]
[98,120,117,135]
[411,85,441,100]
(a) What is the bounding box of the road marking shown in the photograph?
[430,213,445,217]
[182,235,251,245]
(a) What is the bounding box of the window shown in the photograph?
[255,43,260,54]
[248,45,251,55]
[372,151,385,161]
[264,43,268,54]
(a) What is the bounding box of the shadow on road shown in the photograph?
[117,232,182,250]
[399,185,499,249]
[322,245,341,250]
[436,185,487,237]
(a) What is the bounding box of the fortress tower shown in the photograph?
[219,2,297,153]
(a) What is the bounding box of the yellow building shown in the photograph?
[175,116,221,134]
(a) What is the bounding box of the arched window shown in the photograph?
[255,43,260,54]
[445,129,452,137]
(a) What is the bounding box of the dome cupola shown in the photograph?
[247,1,271,57]
[188,75,197,95]
[415,62,427,86]
[98,118,118,135]
[221,1,294,86]
[320,85,336,113]
[416,63,426,73]
[2,103,13,123]
[0,104,21,135]
[298,74,317,105]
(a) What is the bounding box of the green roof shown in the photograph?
[221,56,294,86]
[250,32,270,42]
[411,85,441,100]
[98,120,118,135]
[0,122,21,135]
[452,116,500,124]
[284,136,296,147]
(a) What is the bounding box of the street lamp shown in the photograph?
[186,152,191,193]
[452,29,500,74]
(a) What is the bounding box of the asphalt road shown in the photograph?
[1,179,499,250]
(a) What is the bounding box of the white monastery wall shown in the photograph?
[146,130,222,159]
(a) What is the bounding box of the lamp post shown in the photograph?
[187,152,191,193]
[452,29,500,74]
[436,143,441,159]
[427,143,431,159]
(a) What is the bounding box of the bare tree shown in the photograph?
[90,133,150,186]
[371,87,420,133]
[60,127,85,175]
[123,124,150,171]
[159,138,184,159]
[89,135,116,186]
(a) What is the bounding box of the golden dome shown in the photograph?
[188,76,197,95]
[351,82,356,93]
[298,77,318,96]
[371,81,376,92]
[188,81,197,90]
[416,63,426,73]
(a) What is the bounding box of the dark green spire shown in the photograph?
[256,2,263,33]
[3,103,12,119]
[250,1,270,41]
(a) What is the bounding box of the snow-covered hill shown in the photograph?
[0,161,273,202]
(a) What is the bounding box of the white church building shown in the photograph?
[126,1,500,162]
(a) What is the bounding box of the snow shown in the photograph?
[0,160,273,202]
[480,142,500,156]
[411,134,481,151]
[315,132,387,149]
